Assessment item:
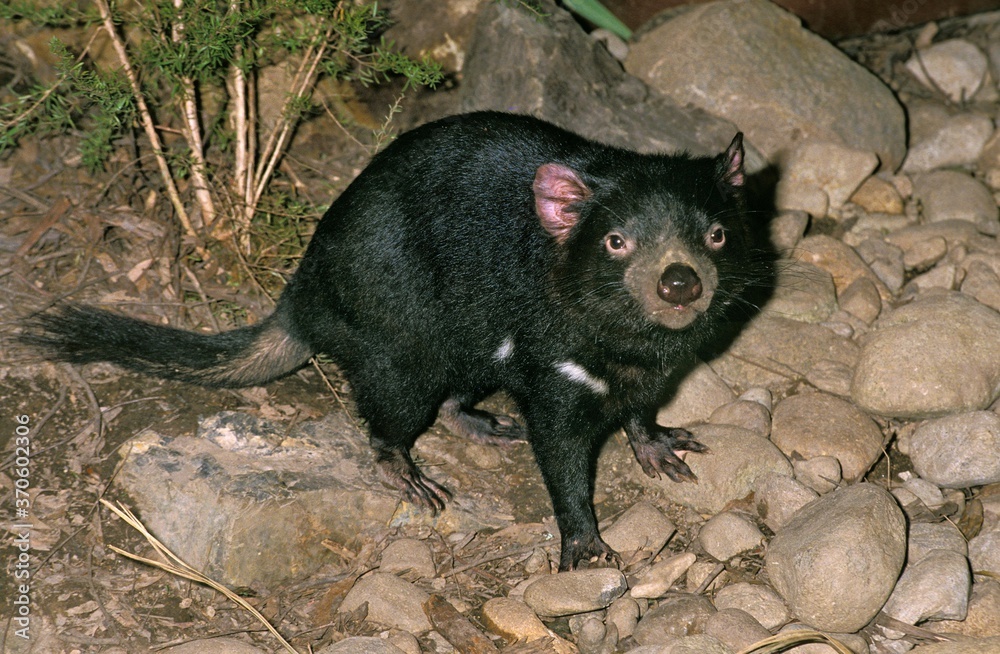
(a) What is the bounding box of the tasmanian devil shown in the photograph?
[23,111,758,570]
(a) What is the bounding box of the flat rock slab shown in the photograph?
[114,411,514,587]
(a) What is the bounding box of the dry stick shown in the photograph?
[93,0,206,259]
[100,499,300,654]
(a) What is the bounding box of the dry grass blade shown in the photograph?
[99,499,299,654]
[736,630,855,654]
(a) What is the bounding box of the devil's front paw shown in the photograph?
[627,426,708,483]
[559,532,620,572]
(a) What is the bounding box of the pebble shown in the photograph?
[706,608,772,652]
[837,277,882,325]
[713,581,791,630]
[929,580,1000,637]
[850,176,905,214]
[962,260,1000,310]
[969,528,1000,578]
[754,473,819,532]
[770,210,810,253]
[905,39,989,102]
[639,424,792,514]
[851,292,1000,418]
[765,484,906,633]
[655,360,736,428]
[766,260,839,323]
[913,170,999,236]
[882,549,971,625]
[698,512,764,561]
[853,238,906,293]
[315,637,406,654]
[601,502,675,559]
[776,140,879,216]
[338,572,432,634]
[522,568,627,618]
[908,522,969,564]
[480,597,575,653]
[898,411,1000,486]
[379,538,436,579]
[793,456,842,494]
[903,105,994,172]
[709,399,772,437]
[903,235,949,272]
[770,392,884,483]
[606,596,641,639]
[576,616,615,654]
[630,552,697,599]
[793,235,892,300]
[632,593,716,646]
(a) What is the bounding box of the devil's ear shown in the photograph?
[718,132,745,189]
[534,163,592,244]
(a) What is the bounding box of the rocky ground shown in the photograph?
[2,1,1000,653]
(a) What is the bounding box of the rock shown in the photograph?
[766,260,839,323]
[776,140,879,216]
[625,0,905,169]
[379,538,436,579]
[461,0,743,158]
[607,596,641,639]
[970,528,1000,578]
[162,639,268,654]
[522,568,627,618]
[962,260,1000,311]
[913,170,999,236]
[929,580,1000,638]
[338,572,432,633]
[765,484,906,633]
[382,0,489,74]
[635,424,792,514]
[883,549,971,627]
[803,357,856,398]
[754,473,819,532]
[770,392,884,483]
[632,593,716,646]
[709,399,772,438]
[698,512,764,561]
[905,39,989,103]
[630,552,697,599]
[903,236,949,272]
[601,502,676,559]
[902,105,994,172]
[480,597,575,653]
[885,220,984,254]
[908,522,969,565]
[909,636,1000,653]
[901,412,1000,488]
[708,315,860,394]
[792,235,892,301]
[315,637,406,654]
[851,292,1000,418]
[850,176,905,215]
[853,238,906,294]
[113,412,511,588]
[713,582,790,630]
[793,456,842,494]
[656,360,737,428]
[705,608,772,653]
[837,277,882,325]
[770,211,811,253]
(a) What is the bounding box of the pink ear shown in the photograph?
[534,163,591,243]
[720,132,745,188]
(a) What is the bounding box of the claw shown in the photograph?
[627,425,706,484]
[376,448,452,512]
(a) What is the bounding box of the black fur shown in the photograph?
[23,112,767,570]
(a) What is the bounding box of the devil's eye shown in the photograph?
[707,225,726,249]
[606,232,629,253]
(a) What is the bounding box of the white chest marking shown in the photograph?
[555,360,610,395]
[493,337,514,362]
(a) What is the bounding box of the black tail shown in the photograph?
[19,304,314,388]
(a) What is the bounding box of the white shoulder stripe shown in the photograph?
[493,337,515,362]
[555,360,610,395]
